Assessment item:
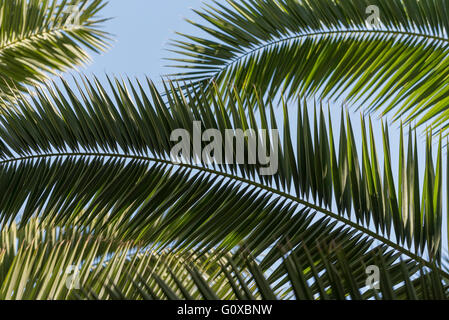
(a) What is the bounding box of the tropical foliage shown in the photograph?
[169,0,449,133]
[0,0,449,300]
[0,0,110,99]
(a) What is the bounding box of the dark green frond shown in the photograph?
[0,77,445,274]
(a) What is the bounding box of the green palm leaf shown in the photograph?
[1,218,444,300]
[88,244,449,300]
[0,0,110,100]
[0,77,445,279]
[168,0,449,133]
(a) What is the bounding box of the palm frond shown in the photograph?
[0,0,110,99]
[2,218,443,300]
[89,244,449,300]
[0,218,135,299]
[0,155,408,291]
[168,0,449,133]
[0,77,445,278]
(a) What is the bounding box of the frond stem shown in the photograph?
[204,28,448,79]
[0,25,85,53]
[1,151,447,279]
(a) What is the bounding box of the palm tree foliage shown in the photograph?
[1,218,446,300]
[0,0,110,99]
[0,76,446,299]
[169,0,449,134]
[95,249,448,300]
[0,0,448,300]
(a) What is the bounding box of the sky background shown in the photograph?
[63,0,447,256]
[80,0,205,79]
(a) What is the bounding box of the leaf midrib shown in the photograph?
[0,24,84,53]
[1,150,447,279]
[189,28,449,79]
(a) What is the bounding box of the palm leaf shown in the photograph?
[88,244,449,300]
[0,0,110,100]
[2,218,442,300]
[0,77,445,280]
[168,0,449,133]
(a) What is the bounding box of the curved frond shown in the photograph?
[0,156,403,287]
[1,219,442,300]
[169,0,449,133]
[88,245,449,300]
[0,77,445,276]
[0,0,110,99]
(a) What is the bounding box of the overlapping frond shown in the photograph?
[1,219,443,300]
[0,218,225,300]
[90,245,449,300]
[169,0,449,133]
[0,77,445,276]
[0,0,110,99]
[0,156,410,290]
[0,0,446,301]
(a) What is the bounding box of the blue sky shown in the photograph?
[81,0,204,79]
